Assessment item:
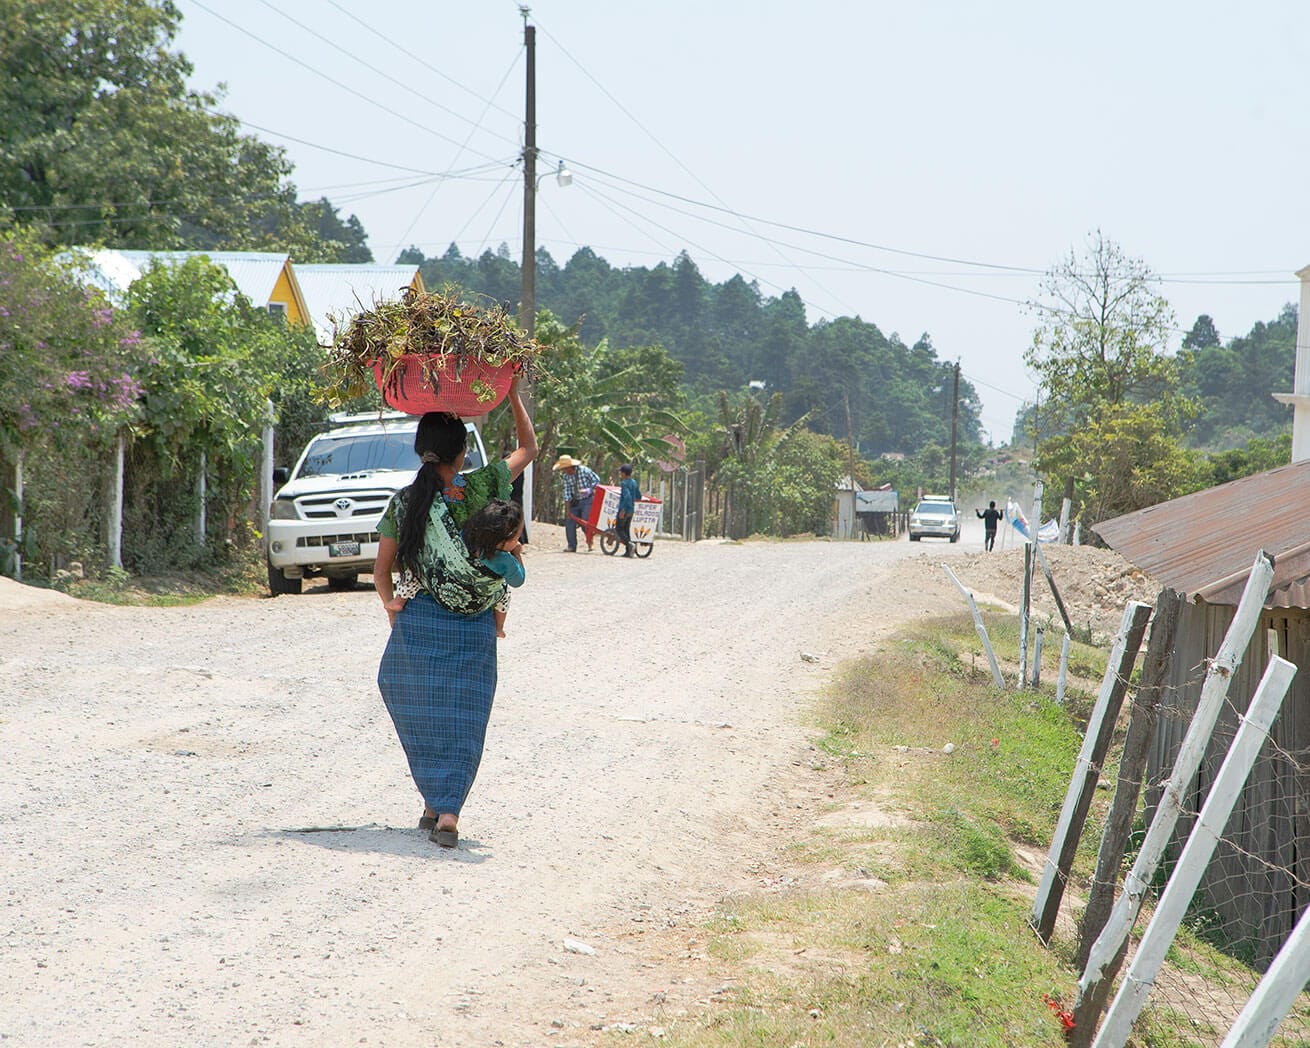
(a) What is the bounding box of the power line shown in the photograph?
[573,167,1032,311]
[323,0,522,124]
[529,166,1296,342]
[387,47,524,262]
[184,0,506,164]
[566,160,1046,276]
[568,159,1295,287]
[575,179,851,320]
[217,112,519,182]
[251,0,521,151]
[534,18,856,318]
[471,175,524,260]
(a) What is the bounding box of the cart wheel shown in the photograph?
[634,542,653,559]
[600,532,620,556]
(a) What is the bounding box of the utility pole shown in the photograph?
[519,8,537,339]
[948,360,960,503]
[843,393,858,539]
[517,7,537,529]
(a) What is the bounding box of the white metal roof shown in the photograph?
[295,264,421,344]
[72,249,292,310]
[115,250,290,307]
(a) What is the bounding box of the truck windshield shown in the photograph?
[298,432,418,477]
[297,429,486,478]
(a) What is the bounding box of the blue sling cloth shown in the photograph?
[376,592,498,815]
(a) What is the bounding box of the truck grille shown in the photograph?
[295,490,394,520]
[297,531,380,549]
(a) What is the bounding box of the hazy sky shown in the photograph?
[173,0,1310,441]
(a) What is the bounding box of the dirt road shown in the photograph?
[1,526,999,1047]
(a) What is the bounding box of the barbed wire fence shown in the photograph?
[1030,552,1310,1046]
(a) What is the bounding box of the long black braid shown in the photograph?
[396,412,467,571]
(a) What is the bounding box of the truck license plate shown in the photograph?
[328,541,360,557]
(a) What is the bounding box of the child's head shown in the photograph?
[463,499,524,559]
[619,463,633,477]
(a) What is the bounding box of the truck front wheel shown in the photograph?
[268,557,303,596]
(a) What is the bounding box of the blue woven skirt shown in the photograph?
[377,593,498,815]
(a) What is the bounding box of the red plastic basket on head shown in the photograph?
[372,354,514,417]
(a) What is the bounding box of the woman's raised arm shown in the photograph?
[502,374,538,479]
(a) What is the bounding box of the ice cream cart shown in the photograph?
[573,484,662,558]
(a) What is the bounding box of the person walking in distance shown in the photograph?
[552,454,600,553]
[615,463,641,557]
[977,500,1003,552]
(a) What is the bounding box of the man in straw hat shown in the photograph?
[552,454,601,552]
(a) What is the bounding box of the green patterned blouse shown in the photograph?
[378,460,512,616]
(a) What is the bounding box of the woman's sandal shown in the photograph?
[430,826,458,848]
[418,813,436,831]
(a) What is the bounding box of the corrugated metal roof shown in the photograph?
[72,248,140,302]
[1093,458,1310,608]
[295,264,422,343]
[115,250,290,308]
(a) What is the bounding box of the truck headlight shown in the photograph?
[270,498,299,520]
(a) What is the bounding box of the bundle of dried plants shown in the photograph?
[323,285,544,405]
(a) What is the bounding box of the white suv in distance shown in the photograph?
[908,496,961,543]
[265,411,487,595]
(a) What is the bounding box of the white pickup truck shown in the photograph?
[265,411,488,595]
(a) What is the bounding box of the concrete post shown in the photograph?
[1272,264,1310,462]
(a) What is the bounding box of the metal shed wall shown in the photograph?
[1148,599,1310,964]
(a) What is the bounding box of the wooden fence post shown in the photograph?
[1076,553,1276,1021]
[1093,657,1297,1046]
[1034,539,1075,635]
[1067,590,1183,1046]
[1030,600,1153,944]
[109,433,125,570]
[1076,588,1183,970]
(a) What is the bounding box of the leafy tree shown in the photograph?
[713,389,785,538]
[1025,232,1196,523]
[1025,232,1180,413]
[0,0,355,256]
[766,428,850,536]
[1178,305,1296,449]
[1009,401,1038,450]
[556,247,620,346]
[1182,314,1221,349]
[497,311,685,516]
[0,230,146,573]
[263,197,373,263]
[1056,403,1201,526]
[1201,432,1291,486]
[122,255,325,570]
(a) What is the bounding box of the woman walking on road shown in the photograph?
[373,376,537,847]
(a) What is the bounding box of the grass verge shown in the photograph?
[624,614,1305,1047]
[60,547,268,606]
[632,614,1098,1047]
